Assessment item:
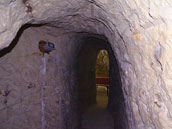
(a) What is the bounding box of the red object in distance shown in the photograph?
[96,77,109,85]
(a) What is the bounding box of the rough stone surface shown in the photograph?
[0,0,172,129]
[0,26,80,129]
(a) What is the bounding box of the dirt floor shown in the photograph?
[81,86,114,129]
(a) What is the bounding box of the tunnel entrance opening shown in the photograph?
[77,35,127,129]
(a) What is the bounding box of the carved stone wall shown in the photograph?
[0,0,172,129]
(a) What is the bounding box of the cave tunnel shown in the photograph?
[1,1,172,129]
[0,24,128,129]
[77,36,127,129]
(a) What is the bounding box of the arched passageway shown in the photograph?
[76,36,127,129]
[80,49,112,129]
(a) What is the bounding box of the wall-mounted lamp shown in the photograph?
[39,40,56,55]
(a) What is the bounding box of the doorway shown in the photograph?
[95,50,109,109]
[77,36,126,129]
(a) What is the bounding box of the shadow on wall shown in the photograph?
[0,24,45,58]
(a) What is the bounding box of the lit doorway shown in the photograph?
[95,50,109,109]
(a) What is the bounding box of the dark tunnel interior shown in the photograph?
[76,36,128,129]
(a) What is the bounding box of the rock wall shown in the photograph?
[0,0,172,129]
[0,26,80,129]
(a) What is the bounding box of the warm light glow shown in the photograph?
[95,50,109,77]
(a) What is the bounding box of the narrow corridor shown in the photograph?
[81,86,114,129]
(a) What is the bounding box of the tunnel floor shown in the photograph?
[81,86,114,129]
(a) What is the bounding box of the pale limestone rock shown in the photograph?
[0,0,172,129]
[0,0,30,49]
